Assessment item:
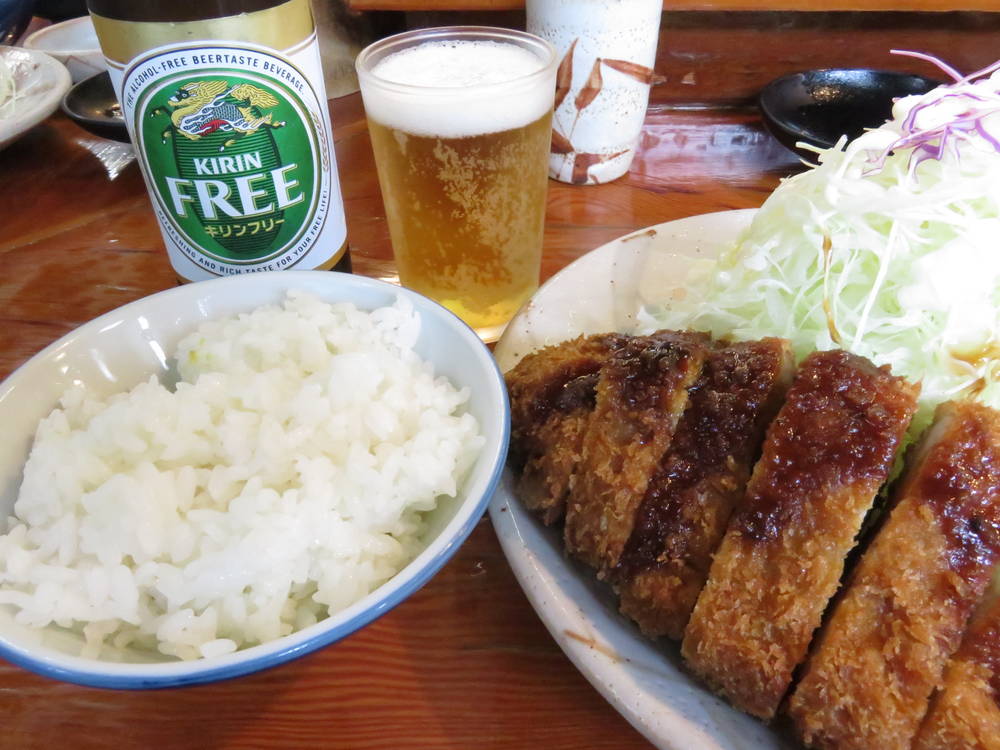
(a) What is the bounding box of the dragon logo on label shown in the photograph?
[154,80,287,142]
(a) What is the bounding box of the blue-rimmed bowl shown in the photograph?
[0,271,510,689]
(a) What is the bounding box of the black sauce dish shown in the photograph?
[0,0,33,45]
[759,68,942,158]
[61,70,131,143]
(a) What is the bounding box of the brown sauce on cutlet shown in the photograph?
[916,411,1000,583]
[964,613,1000,700]
[516,334,628,425]
[619,343,784,574]
[609,333,706,411]
[553,372,600,413]
[524,361,603,424]
[736,350,916,543]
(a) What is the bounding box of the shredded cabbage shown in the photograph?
[643,56,1000,433]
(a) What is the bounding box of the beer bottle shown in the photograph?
[88,0,352,280]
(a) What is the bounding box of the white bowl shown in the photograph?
[0,271,510,689]
[0,47,71,150]
[23,16,105,83]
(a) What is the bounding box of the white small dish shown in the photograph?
[490,210,795,749]
[0,271,510,689]
[0,47,72,150]
[23,16,104,83]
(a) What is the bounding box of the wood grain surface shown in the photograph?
[393,11,1000,107]
[0,18,996,750]
[348,0,1000,11]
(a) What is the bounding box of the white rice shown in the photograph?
[0,291,484,661]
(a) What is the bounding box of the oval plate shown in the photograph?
[0,47,72,150]
[490,210,794,750]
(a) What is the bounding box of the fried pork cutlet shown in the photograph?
[564,331,709,574]
[914,584,1000,750]
[787,401,1000,750]
[506,333,628,525]
[616,338,794,641]
[681,350,918,721]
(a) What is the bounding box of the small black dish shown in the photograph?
[0,0,34,45]
[61,71,130,143]
[759,69,942,157]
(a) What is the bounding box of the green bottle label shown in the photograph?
[110,39,346,278]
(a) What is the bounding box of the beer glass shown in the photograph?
[356,27,558,342]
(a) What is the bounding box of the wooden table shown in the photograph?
[348,0,1000,10]
[0,19,988,744]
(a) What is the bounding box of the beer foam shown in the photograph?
[361,40,554,138]
[373,40,542,88]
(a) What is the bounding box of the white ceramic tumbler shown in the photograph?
[527,0,663,185]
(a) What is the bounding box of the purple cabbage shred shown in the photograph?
[861,50,1000,175]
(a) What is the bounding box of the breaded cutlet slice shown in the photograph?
[787,401,1000,750]
[506,333,628,525]
[616,338,794,641]
[564,331,710,574]
[681,350,918,721]
[913,583,1000,750]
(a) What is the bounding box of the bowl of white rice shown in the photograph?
[0,271,508,688]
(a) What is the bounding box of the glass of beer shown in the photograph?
[356,27,558,342]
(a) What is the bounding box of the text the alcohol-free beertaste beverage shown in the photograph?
[357,30,557,341]
[88,0,351,281]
